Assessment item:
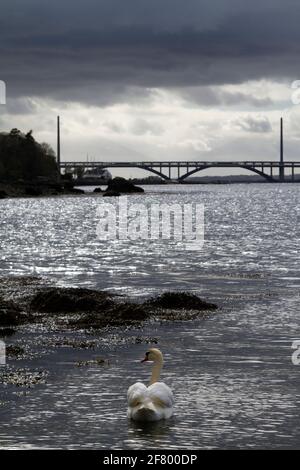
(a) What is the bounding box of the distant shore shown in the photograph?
[1,177,300,201]
[0,182,86,199]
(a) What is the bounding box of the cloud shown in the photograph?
[101,121,124,134]
[130,118,164,136]
[4,97,39,115]
[180,86,273,108]
[1,0,300,106]
[0,1,298,169]
[177,139,211,152]
[233,115,272,133]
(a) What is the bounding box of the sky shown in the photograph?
[1,0,300,177]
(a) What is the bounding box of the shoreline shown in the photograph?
[0,182,87,199]
[0,177,145,199]
[1,180,299,201]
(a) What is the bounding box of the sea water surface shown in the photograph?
[0,183,300,449]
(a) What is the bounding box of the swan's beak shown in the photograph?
[141,351,151,363]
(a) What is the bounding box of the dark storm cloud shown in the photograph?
[180,87,273,108]
[1,0,300,104]
[5,97,38,115]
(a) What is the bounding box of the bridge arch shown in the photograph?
[179,164,275,182]
[137,165,170,180]
[63,161,286,183]
[101,164,171,181]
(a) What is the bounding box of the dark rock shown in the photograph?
[93,187,103,193]
[71,301,148,328]
[0,328,16,337]
[52,337,96,349]
[134,337,158,344]
[145,291,218,311]
[6,345,25,357]
[0,298,22,326]
[62,180,74,190]
[69,188,85,194]
[76,357,108,367]
[103,190,121,197]
[0,369,48,387]
[0,277,219,333]
[106,177,144,194]
[25,187,43,197]
[50,183,64,193]
[30,287,114,314]
[109,302,148,322]
[0,190,8,199]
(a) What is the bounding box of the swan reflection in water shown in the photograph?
[127,417,176,447]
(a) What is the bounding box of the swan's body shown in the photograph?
[127,349,174,422]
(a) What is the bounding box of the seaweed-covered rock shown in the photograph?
[6,345,25,358]
[145,291,218,311]
[73,302,148,328]
[0,297,22,326]
[30,287,114,314]
[0,368,48,387]
[109,302,148,322]
[76,358,108,367]
[0,328,16,337]
[106,177,144,194]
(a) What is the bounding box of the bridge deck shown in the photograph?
[60,161,300,167]
[59,160,300,182]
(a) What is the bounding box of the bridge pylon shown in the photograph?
[279,117,285,182]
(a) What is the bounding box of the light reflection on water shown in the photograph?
[0,184,300,449]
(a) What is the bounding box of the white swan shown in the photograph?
[127,348,174,422]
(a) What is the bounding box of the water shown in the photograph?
[0,183,300,449]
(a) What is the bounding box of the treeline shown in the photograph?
[130,175,166,185]
[0,129,58,182]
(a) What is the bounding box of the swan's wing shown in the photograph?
[148,382,174,408]
[127,382,148,406]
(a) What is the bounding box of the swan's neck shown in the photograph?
[150,358,163,385]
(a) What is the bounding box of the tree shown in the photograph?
[0,129,58,182]
[40,142,56,159]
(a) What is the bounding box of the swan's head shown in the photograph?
[141,348,163,364]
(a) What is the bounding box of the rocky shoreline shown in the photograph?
[0,276,218,331]
[0,276,218,390]
[0,177,144,199]
[0,182,85,199]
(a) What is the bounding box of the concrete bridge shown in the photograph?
[60,160,300,182]
[56,116,300,182]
